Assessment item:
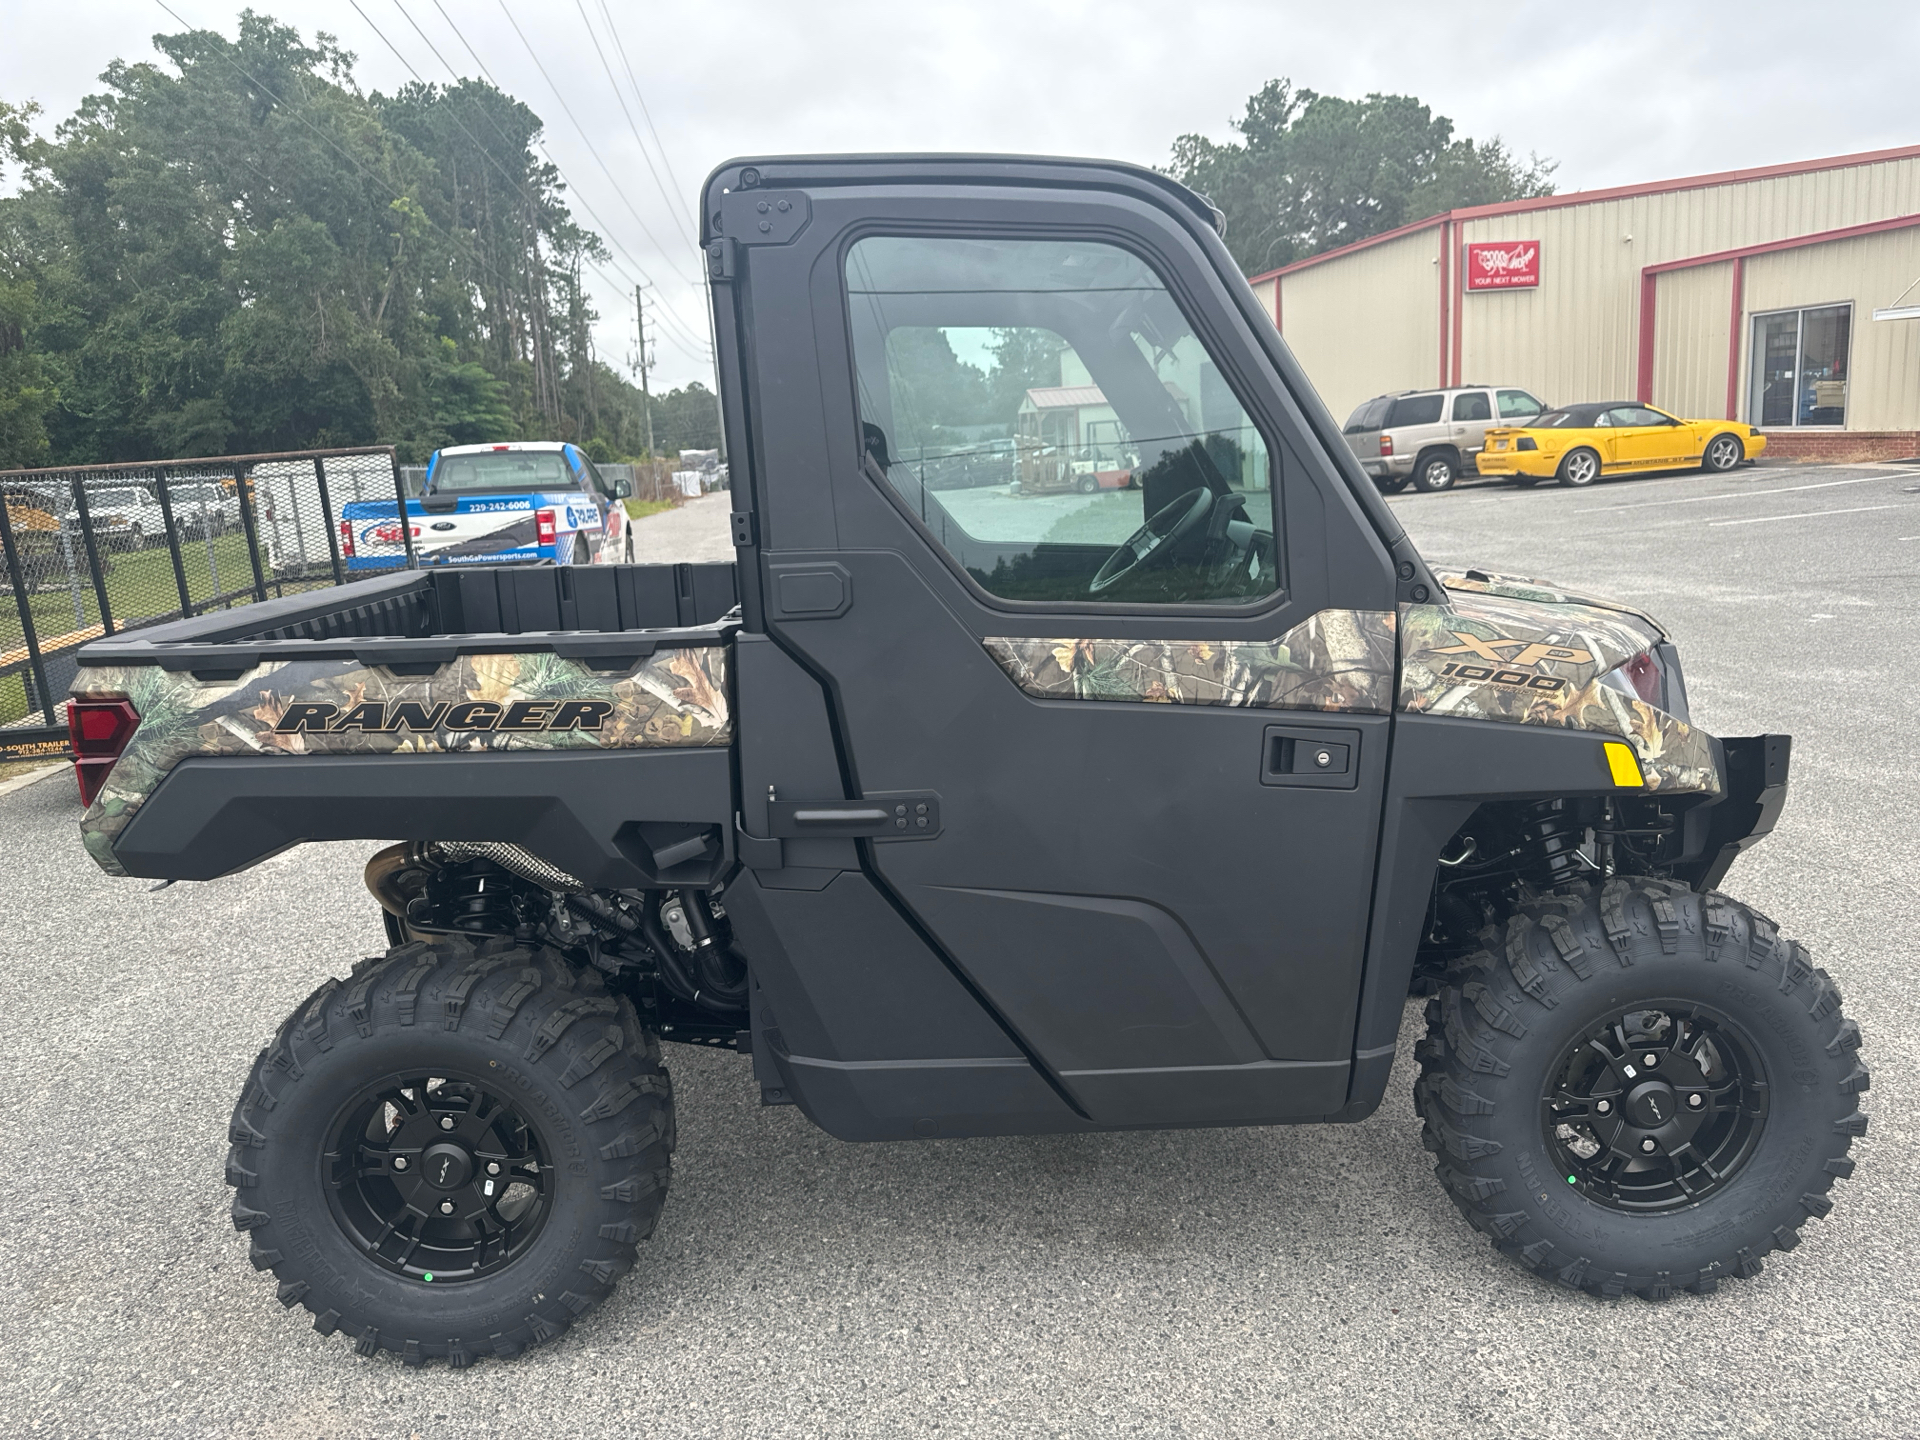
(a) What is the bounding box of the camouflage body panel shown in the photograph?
[73,647,730,875]
[983,609,1397,714]
[1402,572,1717,795]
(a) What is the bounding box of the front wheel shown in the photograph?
[1557,448,1601,487]
[1416,879,1864,1299]
[227,937,674,1365]
[1702,433,1745,472]
[1076,475,1098,494]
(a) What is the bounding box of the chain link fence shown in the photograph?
[1,446,410,762]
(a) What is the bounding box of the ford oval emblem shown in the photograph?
[430,521,457,531]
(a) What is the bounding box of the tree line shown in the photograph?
[0,13,1553,471]
[0,13,718,470]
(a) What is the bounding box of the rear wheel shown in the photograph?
[1702,433,1745,472]
[1415,879,1864,1298]
[1412,452,1458,493]
[1557,448,1601,487]
[227,937,674,1365]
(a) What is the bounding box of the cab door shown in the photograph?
[1605,406,1682,469]
[715,165,1400,1128]
[1448,389,1495,468]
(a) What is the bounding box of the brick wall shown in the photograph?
[1761,431,1920,463]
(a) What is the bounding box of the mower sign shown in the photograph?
[1466,241,1541,291]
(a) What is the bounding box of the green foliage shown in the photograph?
[0,12,688,468]
[1172,79,1557,276]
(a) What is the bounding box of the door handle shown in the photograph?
[1260,724,1361,790]
[768,792,942,838]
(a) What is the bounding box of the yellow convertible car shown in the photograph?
[1477,401,1766,487]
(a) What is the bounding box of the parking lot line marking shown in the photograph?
[1576,472,1893,514]
[1706,503,1906,527]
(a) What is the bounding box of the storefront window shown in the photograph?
[1751,304,1851,427]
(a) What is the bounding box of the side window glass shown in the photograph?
[1386,394,1443,427]
[1497,389,1543,419]
[1451,391,1491,422]
[846,236,1278,606]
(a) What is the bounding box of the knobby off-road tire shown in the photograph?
[1415,877,1865,1299]
[227,936,675,1365]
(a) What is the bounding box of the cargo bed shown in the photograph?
[69,563,742,886]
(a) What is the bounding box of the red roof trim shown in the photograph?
[1643,211,1920,274]
[1248,142,1920,285]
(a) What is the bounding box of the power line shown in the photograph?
[384,0,710,363]
[421,0,712,361]
[570,0,693,250]
[351,0,655,312]
[592,0,696,236]
[490,0,692,284]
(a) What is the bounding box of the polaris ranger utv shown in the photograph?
[66,156,1864,1366]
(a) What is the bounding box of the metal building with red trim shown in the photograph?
[1246,146,1920,461]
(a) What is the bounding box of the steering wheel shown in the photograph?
[1088,487,1214,595]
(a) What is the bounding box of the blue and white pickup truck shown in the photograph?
[341,440,633,569]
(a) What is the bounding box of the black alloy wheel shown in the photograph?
[228,937,675,1365]
[1415,877,1865,1299]
[1542,1004,1767,1212]
[1703,434,1744,472]
[325,1073,553,1283]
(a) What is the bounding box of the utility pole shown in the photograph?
[634,285,658,466]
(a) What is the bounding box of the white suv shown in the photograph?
[1342,385,1548,493]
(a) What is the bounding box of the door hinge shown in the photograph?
[730,510,757,547]
[706,236,736,281]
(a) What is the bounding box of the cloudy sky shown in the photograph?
[3,0,1914,389]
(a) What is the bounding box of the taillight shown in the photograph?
[1379,434,1394,456]
[339,520,356,557]
[536,508,557,546]
[68,696,140,808]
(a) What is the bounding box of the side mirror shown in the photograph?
[614,478,633,499]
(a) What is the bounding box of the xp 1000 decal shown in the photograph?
[341,492,608,569]
[1401,569,1719,794]
[70,647,731,874]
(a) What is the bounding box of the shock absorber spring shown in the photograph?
[441,862,518,933]
[1518,800,1588,885]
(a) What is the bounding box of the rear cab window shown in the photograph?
[432,451,576,493]
[1450,391,1492,422]
[844,235,1279,607]
[1344,396,1392,434]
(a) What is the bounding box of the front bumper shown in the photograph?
[1672,734,1791,891]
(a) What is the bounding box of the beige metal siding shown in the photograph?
[1275,225,1441,423]
[1742,228,1920,430]
[1651,262,1735,418]
[1460,154,1920,405]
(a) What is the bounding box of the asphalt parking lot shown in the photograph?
[2,460,1916,1438]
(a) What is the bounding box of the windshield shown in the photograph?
[87,490,148,508]
[432,451,575,493]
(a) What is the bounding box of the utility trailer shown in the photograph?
[66,155,1864,1367]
